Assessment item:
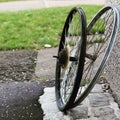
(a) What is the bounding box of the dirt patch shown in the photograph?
[0,50,37,83]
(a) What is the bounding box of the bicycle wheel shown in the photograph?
[71,6,120,108]
[55,7,86,111]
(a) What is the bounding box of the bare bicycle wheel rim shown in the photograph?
[55,7,86,111]
[70,5,120,108]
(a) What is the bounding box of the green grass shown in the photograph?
[81,79,89,86]
[0,5,103,50]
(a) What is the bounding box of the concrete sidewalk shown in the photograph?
[45,0,105,8]
[0,0,105,11]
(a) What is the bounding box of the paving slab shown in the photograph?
[35,47,57,80]
[39,84,120,120]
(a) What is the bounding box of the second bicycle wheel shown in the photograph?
[71,6,120,108]
[55,7,86,111]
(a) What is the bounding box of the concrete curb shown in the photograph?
[39,84,120,120]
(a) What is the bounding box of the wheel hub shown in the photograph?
[59,45,70,70]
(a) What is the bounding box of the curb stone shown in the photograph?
[39,84,120,120]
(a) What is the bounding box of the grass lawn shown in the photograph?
[0,5,103,50]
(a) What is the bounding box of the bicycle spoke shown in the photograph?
[71,6,120,109]
[55,7,86,111]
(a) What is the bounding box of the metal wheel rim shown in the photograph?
[55,7,86,111]
[70,6,120,108]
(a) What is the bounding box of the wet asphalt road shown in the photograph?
[0,81,44,120]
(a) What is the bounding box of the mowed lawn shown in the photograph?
[0,5,103,50]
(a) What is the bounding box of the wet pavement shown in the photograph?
[0,81,43,120]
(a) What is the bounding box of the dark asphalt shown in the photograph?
[0,81,44,120]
